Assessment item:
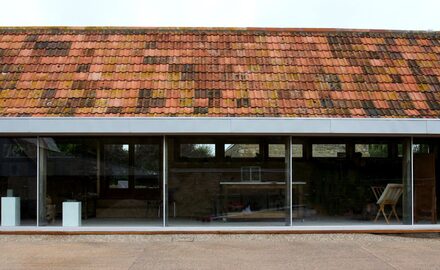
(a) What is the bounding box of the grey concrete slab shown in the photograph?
[0,234,439,270]
[0,241,143,270]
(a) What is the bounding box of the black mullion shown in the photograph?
[101,143,107,197]
[129,143,135,192]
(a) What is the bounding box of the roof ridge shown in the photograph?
[0,26,438,34]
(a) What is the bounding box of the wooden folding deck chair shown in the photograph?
[372,184,403,224]
[371,186,385,202]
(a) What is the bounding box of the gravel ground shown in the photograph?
[0,233,439,269]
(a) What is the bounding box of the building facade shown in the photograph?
[0,27,439,232]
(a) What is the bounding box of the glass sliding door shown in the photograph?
[133,143,161,220]
[38,137,162,227]
[133,144,160,190]
[0,137,37,226]
[291,137,412,226]
[39,137,98,226]
[413,138,439,224]
[168,136,289,227]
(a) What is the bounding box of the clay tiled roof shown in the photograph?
[0,27,439,118]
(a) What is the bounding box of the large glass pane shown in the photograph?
[39,137,162,227]
[39,137,98,226]
[134,144,160,189]
[413,139,439,224]
[169,136,288,227]
[292,138,411,226]
[0,137,37,226]
[105,144,129,189]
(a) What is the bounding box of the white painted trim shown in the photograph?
[0,117,439,135]
[1,224,440,232]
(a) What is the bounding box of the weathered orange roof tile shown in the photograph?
[0,27,439,117]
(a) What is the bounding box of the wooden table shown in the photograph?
[220,181,284,216]
[220,181,307,220]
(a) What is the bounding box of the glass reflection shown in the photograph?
[292,137,411,226]
[413,139,439,224]
[0,138,37,226]
[104,144,130,189]
[40,137,162,227]
[169,136,288,227]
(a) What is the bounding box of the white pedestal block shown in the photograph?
[62,201,82,227]
[1,197,20,226]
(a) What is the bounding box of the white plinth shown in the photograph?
[1,197,20,226]
[62,201,82,227]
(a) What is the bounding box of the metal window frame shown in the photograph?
[402,137,414,225]
[4,131,433,231]
[162,135,168,227]
[36,136,40,226]
[410,137,414,225]
[288,136,293,226]
[36,137,48,227]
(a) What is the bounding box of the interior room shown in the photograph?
[413,138,440,224]
[167,136,289,226]
[40,136,163,227]
[0,135,424,228]
[0,137,38,226]
[291,137,412,226]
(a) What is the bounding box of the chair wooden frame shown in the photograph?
[371,186,385,202]
[372,184,403,224]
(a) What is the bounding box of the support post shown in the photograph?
[286,136,293,226]
[36,137,48,226]
[36,137,40,226]
[96,140,101,197]
[38,137,48,226]
[402,137,413,225]
[162,136,168,226]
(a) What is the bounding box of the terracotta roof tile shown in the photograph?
[0,27,439,117]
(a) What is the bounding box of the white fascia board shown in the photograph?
[0,117,439,135]
[329,118,428,134]
[230,118,331,133]
[427,120,440,134]
[1,224,440,232]
[128,118,232,133]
